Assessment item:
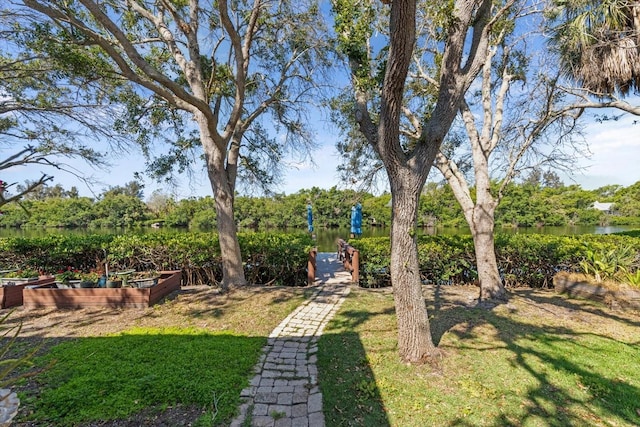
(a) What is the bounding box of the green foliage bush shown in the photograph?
[3,231,639,289]
[0,232,314,287]
[356,233,640,288]
[239,232,314,285]
[617,229,640,239]
[353,237,392,288]
[0,234,115,274]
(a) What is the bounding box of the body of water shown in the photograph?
[311,224,637,252]
[0,225,636,253]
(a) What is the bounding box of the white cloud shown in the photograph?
[278,141,343,194]
[564,116,640,189]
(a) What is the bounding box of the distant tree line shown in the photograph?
[1,178,639,231]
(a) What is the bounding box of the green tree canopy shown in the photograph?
[14,0,334,289]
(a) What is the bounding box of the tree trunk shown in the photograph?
[471,205,505,301]
[390,177,438,363]
[436,153,506,302]
[197,115,247,291]
[211,176,246,290]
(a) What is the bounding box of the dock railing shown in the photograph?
[337,238,359,284]
[307,248,317,285]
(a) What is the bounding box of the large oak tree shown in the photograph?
[333,0,517,362]
[15,0,330,289]
[334,1,639,316]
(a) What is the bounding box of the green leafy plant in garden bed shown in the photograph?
[0,268,41,279]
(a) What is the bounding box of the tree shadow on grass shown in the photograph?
[318,331,391,427]
[329,307,396,331]
[141,285,312,321]
[428,287,640,427]
[1,285,311,344]
[517,288,640,330]
[315,300,394,427]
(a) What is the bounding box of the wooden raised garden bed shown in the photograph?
[22,270,182,309]
[554,272,640,311]
[0,276,56,309]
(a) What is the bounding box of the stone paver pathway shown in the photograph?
[230,252,351,427]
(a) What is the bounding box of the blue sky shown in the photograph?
[3,1,638,201]
[1,118,346,200]
[3,105,638,201]
[561,112,640,190]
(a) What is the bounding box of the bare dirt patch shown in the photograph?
[7,285,310,340]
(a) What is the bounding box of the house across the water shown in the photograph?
[592,201,615,214]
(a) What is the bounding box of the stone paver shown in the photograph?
[230,252,351,427]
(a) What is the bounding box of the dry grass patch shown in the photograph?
[555,271,637,292]
[4,285,312,339]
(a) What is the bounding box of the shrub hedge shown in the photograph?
[354,232,640,288]
[0,232,315,287]
[2,231,638,289]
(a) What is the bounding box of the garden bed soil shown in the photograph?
[554,271,640,311]
[0,277,55,309]
[22,271,181,309]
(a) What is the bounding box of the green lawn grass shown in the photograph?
[318,287,640,427]
[10,284,640,426]
[23,327,261,426]
[25,328,258,425]
[11,286,311,426]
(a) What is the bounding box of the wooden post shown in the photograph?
[307,248,317,285]
[337,238,361,284]
[351,249,359,284]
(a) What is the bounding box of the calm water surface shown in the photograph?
[311,225,637,252]
[0,225,636,252]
